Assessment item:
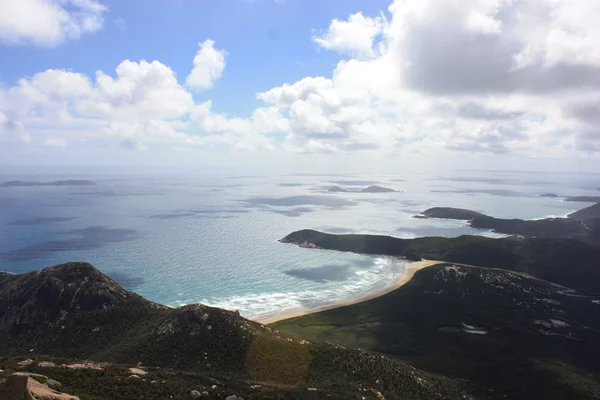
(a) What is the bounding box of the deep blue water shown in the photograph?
[0,169,598,318]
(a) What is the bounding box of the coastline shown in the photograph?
[253,259,443,324]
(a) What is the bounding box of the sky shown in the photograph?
[0,0,599,173]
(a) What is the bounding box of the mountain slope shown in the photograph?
[0,262,475,400]
[275,263,600,400]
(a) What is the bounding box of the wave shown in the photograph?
[168,256,406,318]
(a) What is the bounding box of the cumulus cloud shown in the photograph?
[186,40,227,90]
[0,0,107,46]
[1,0,600,163]
[313,12,385,58]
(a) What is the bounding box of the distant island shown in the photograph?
[539,193,559,197]
[417,207,486,220]
[328,185,396,193]
[0,180,97,187]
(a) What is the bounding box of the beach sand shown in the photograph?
[253,259,443,324]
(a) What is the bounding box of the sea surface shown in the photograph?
[1,169,598,318]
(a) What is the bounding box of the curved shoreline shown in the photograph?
[252,259,442,324]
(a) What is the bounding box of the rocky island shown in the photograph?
[0,180,97,187]
[327,185,396,193]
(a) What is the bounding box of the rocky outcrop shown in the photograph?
[0,262,133,326]
[0,373,77,400]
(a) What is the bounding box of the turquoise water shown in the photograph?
[0,169,597,318]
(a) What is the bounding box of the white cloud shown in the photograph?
[0,0,107,46]
[186,40,227,90]
[313,12,384,58]
[2,0,600,165]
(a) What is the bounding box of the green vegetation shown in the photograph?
[281,230,600,294]
[569,203,600,220]
[275,264,600,400]
[0,262,474,400]
[416,206,600,246]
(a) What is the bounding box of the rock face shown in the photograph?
[0,180,96,187]
[419,207,486,220]
[0,373,76,400]
[0,262,132,326]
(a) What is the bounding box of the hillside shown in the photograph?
[569,202,600,220]
[280,230,600,295]
[0,262,475,400]
[415,207,600,246]
[275,263,600,400]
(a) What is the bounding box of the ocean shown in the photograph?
[0,169,598,318]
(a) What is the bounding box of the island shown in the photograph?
[327,185,396,193]
[0,180,97,187]
[327,185,348,192]
[539,193,559,197]
[416,207,486,220]
[360,185,396,193]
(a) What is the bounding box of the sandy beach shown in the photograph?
[253,259,443,324]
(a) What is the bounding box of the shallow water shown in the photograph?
[0,169,597,318]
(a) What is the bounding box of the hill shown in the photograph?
[418,207,486,220]
[360,185,395,193]
[569,202,600,220]
[415,207,600,246]
[275,263,600,400]
[280,230,600,295]
[0,262,475,400]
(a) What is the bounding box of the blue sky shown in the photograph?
[0,0,599,172]
[1,0,389,116]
